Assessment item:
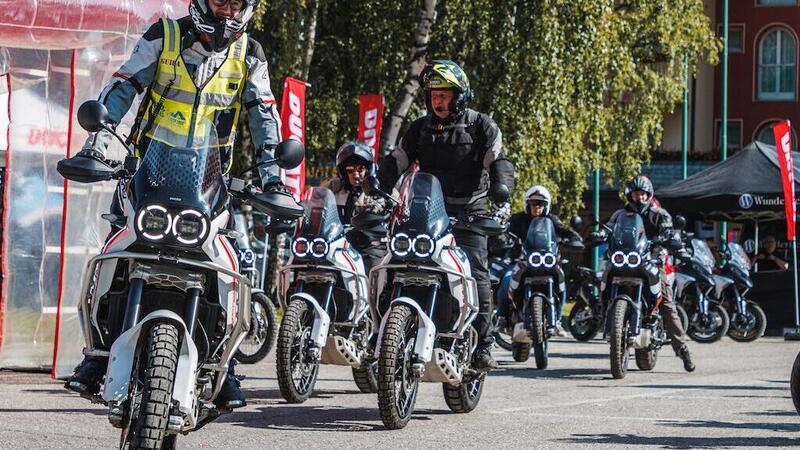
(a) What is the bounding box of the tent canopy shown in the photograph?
[658,141,800,222]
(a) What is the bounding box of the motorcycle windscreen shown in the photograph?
[298,186,343,241]
[691,238,716,271]
[390,172,449,239]
[131,120,225,217]
[609,212,647,254]
[523,216,557,255]
[727,242,751,272]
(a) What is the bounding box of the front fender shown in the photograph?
[374,297,437,363]
[289,292,331,348]
[102,310,198,420]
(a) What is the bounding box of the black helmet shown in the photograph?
[189,0,258,52]
[420,60,473,118]
[335,141,374,189]
[625,175,654,213]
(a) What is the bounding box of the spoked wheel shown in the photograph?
[123,323,179,450]
[634,347,657,371]
[609,300,630,379]
[377,305,420,430]
[687,301,730,343]
[443,372,486,413]
[568,299,600,341]
[352,360,379,393]
[276,300,320,403]
[492,309,513,351]
[791,351,800,415]
[235,292,278,364]
[728,301,767,342]
[531,295,548,369]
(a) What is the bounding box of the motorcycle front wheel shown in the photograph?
[276,300,320,403]
[728,301,767,342]
[531,295,548,369]
[377,305,420,430]
[687,301,730,343]
[609,300,630,379]
[568,298,600,341]
[235,292,278,364]
[791,351,800,415]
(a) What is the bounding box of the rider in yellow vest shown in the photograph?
[64,0,279,410]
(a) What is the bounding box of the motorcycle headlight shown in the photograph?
[292,237,310,257]
[390,233,411,257]
[136,205,172,241]
[626,252,641,267]
[611,251,626,268]
[413,234,435,258]
[172,209,208,245]
[528,252,543,267]
[310,238,329,258]
[543,253,557,268]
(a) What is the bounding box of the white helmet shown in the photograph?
[524,185,551,215]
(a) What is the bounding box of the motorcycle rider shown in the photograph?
[64,0,281,409]
[502,185,582,337]
[591,175,696,372]
[377,60,515,371]
[326,141,388,272]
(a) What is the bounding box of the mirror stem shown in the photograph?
[101,123,134,157]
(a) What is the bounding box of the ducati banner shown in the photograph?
[773,120,796,240]
[280,77,306,199]
[357,94,383,162]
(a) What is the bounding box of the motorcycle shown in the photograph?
[592,213,676,379]
[276,186,377,402]
[368,173,506,429]
[673,237,730,343]
[792,351,800,415]
[57,101,305,449]
[715,242,767,342]
[507,216,583,367]
[566,266,603,341]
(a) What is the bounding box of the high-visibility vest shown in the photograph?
[140,18,247,152]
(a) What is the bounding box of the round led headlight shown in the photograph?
[627,252,642,267]
[136,205,172,241]
[172,209,208,245]
[413,234,435,258]
[311,238,329,258]
[292,237,310,257]
[390,233,411,257]
[528,252,543,267]
[611,251,626,268]
[542,253,557,268]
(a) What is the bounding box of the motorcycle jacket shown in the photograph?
[377,109,515,214]
[508,212,581,244]
[83,16,282,182]
[607,203,674,241]
[327,177,388,249]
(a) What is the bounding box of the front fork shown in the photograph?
[730,286,748,316]
[608,283,643,336]
[524,281,557,329]
[694,283,708,316]
[121,277,203,338]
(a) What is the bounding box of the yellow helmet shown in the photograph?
[421,60,473,115]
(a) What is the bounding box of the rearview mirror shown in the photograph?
[674,215,687,231]
[569,215,583,229]
[275,139,305,170]
[77,100,110,133]
[490,183,511,204]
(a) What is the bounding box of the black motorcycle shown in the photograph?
[489,231,520,351]
[506,216,583,368]
[673,237,730,343]
[714,242,767,342]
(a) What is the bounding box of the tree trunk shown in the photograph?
[379,0,437,157]
[295,0,320,81]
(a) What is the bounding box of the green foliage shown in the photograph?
[250,0,719,214]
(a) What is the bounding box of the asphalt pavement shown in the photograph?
[0,336,798,449]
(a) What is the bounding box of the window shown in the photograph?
[719,25,744,53]
[758,28,797,100]
[755,121,798,150]
[716,120,742,151]
[758,0,798,5]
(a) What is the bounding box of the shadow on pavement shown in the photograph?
[657,419,800,433]
[557,433,799,448]
[0,407,105,416]
[549,352,610,360]
[630,384,787,391]
[490,366,611,380]
[744,409,798,417]
[242,387,366,402]
[218,404,442,432]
